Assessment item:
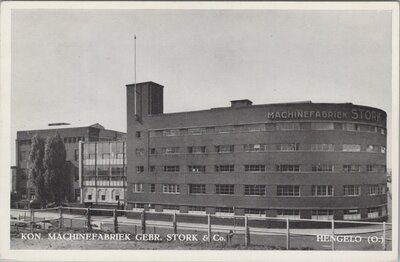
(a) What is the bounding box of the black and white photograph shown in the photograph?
[0,2,398,261]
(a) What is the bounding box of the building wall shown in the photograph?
[126,82,388,221]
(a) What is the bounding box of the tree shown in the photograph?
[43,133,67,204]
[28,135,46,207]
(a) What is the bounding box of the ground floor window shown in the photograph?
[215,207,234,216]
[368,206,386,218]
[132,203,145,211]
[75,189,80,201]
[188,206,206,214]
[163,205,180,213]
[244,208,266,217]
[311,210,333,220]
[276,209,300,219]
[343,209,361,220]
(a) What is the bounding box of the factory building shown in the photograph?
[125,82,387,221]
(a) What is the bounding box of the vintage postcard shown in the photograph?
[0,1,398,261]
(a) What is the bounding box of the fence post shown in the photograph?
[30,209,34,231]
[113,209,118,233]
[87,207,92,231]
[59,206,63,229]
[286,218,290,250]
[173,212,177,234]
[207,214,211,242]
[331,219,335,251]
[245,215,250,247]
[382,222,386,250]
[141,210,146,234]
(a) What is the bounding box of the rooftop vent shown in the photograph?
[230,99,253,108]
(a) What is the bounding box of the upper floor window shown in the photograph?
[276,165,300,172]
[343,123,357,131]
[311,185,333,196]
[358,124,377,133]
[162,147,180,154]
[215,145,234,153]
[367,184,385,195]
[343,185,360,196]
[244,185,266,196]
[162,129,179,137]
[276,122,301,130]
[279,143,299,151]
[244,165,265,172]
[311,122,334,130]
[136,166,144,173]
[310,144,334,151]
[19,151,29,162]
[366,145,386,154]
[343,165,361,173]
[243,124,266,132]
[163,184,180,194]
[188,146,206,154]
[367,165,386,173]
[343,144,361,152]
[188,165,206,173]
[277,185,300,196]
[149,148,156,155]
[244,144,267,152]
[188,128,206,135]
[311,164,334,172]
[215,184,235,195]
[164,166,180,173]
[135,148,145,156]
[215,126,235,134]
[133,183,144,193]
[189,184,206,194]
[215,165,234,173]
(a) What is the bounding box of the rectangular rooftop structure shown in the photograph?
[230,99,253,108]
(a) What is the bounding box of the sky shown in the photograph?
[10,9,393,166]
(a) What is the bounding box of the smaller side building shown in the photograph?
[79,140,127,209]
[15,123,125,204]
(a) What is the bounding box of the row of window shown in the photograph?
[63,136,85,144]
[148,122,386,138]
[130,204,387,220]
[82,142,126,158]
[82,166,126,176]
[141,144,386,155]
[135,164,387,173]
[132,183,386,196]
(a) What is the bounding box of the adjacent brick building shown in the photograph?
[126,82,388,221]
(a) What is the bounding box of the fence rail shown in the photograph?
[10,207,392,250]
